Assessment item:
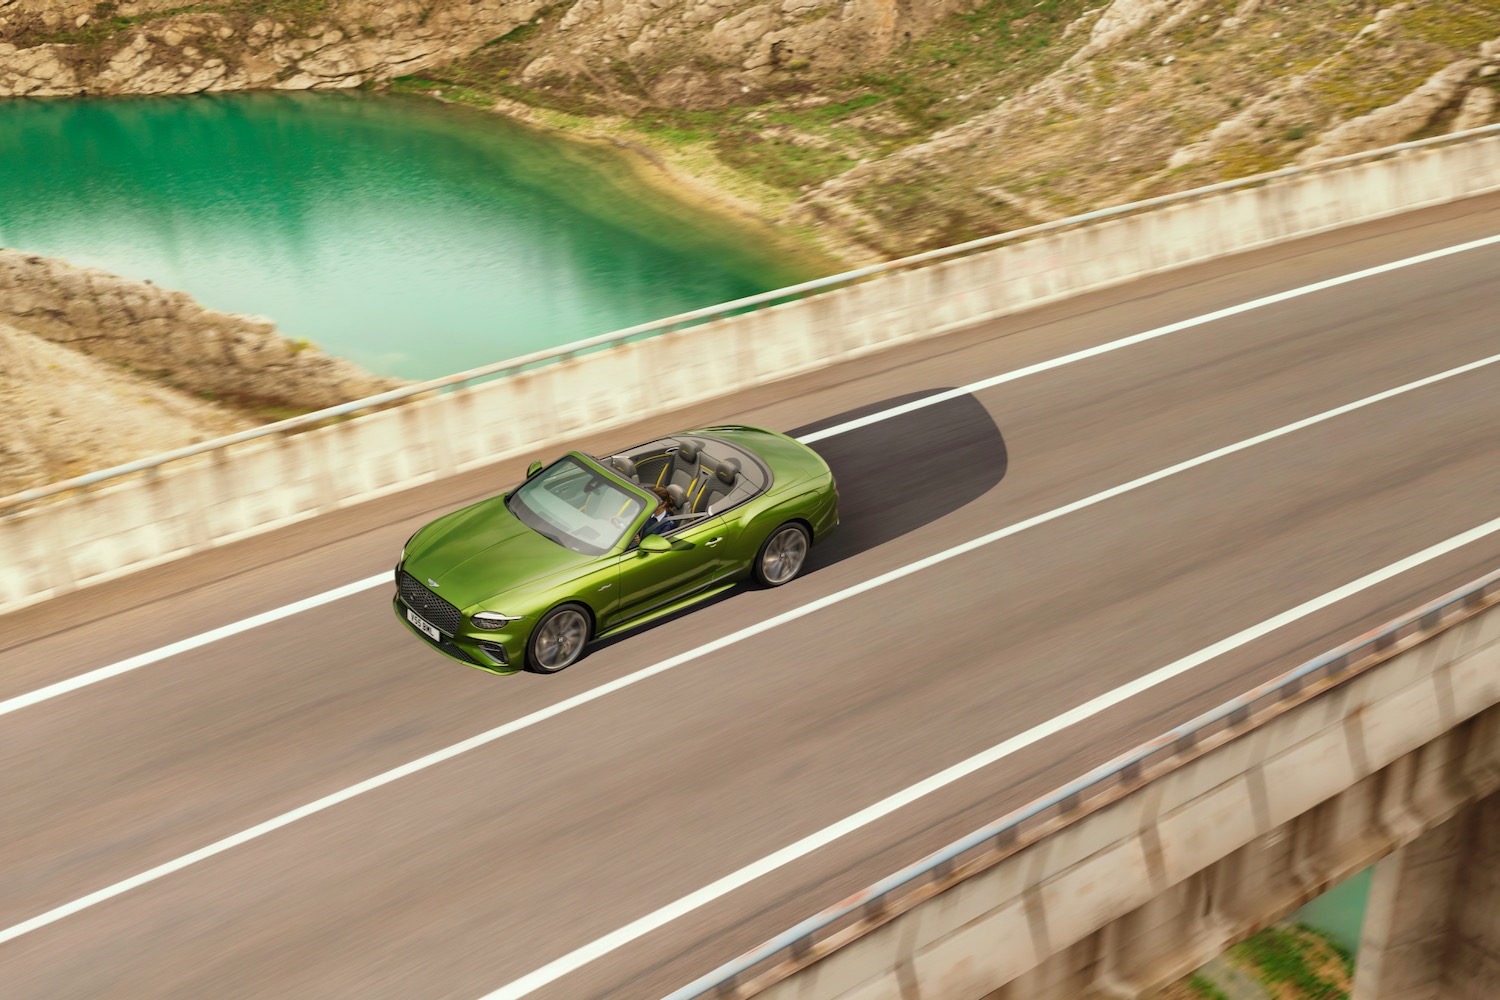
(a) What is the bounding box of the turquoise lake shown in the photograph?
[0,91,816,381]
[1292,866,1373,954]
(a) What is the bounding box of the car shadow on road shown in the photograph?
[793,388,1008,574]
[590,390,1006,653]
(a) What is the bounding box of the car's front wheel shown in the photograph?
[754,523,810,587]
[526,603,591,674]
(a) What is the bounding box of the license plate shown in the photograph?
[407,608,441,642]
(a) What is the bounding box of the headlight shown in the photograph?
[472,611,524,630]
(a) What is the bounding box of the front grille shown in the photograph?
[393,596,481,665]
[397,571,463,634]
[436,636,482,665]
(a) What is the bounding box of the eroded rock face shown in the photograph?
[784,5,1500,257]
[1066,0,1217,66]
[1298,57,1488,162]
[534,0,959,106]
[0,0,546,96]
[0,0,962,102]
[0,41,81,95]
[0,250,403,411]
[1454,84,1498,133]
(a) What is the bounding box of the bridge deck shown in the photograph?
[1,193,1499,1000]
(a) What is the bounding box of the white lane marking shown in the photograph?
[2,232,1497,720]
[486,512,1500,1000]
[2,352,1498,949]
[0,576,389,719]
[798,232,1500,444]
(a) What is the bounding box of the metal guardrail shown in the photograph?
[663,564,1500,1000]
[4,122,1497,518]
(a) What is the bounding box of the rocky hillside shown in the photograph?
[0,0,544,94]
[0,251,404,497]
[4,1,1497,257]
[402,0,1500,256]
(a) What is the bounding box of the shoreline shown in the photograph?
[393,86,868,275]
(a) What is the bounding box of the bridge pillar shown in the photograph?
[1355,791,1500,1000]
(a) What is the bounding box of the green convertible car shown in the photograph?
[393,425,839,674]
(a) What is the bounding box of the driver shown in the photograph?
[640,485,679,539]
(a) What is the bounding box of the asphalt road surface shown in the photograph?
[2,195,1499,1000]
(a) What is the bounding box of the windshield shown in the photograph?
[505,456,645,556]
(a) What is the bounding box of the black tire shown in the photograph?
[526,603,591,674]
[753,523,810,587]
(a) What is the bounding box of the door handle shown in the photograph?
[705,537,723,547]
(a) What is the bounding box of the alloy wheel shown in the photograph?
[533,607,589,671]
[760,526,809,585]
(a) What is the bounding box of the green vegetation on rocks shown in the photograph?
[1231,924,1353,999]
[1156,921,1357,1000]
[388,0,1500,258]
[18,0,331,47]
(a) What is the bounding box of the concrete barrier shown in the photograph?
[3,126,1499,614]
[667,571,1500,1000]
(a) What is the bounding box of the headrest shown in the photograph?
[611,456,637,479]
[665,483,687,508]
[676,439,699,463]
[714,459,740,485]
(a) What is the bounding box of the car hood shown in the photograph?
[403,495,592,610]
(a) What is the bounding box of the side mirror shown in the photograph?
[525,461,543,479]
[639,533,672,552]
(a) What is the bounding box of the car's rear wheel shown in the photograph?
[754,523,810,587]
[527,603,591,674]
